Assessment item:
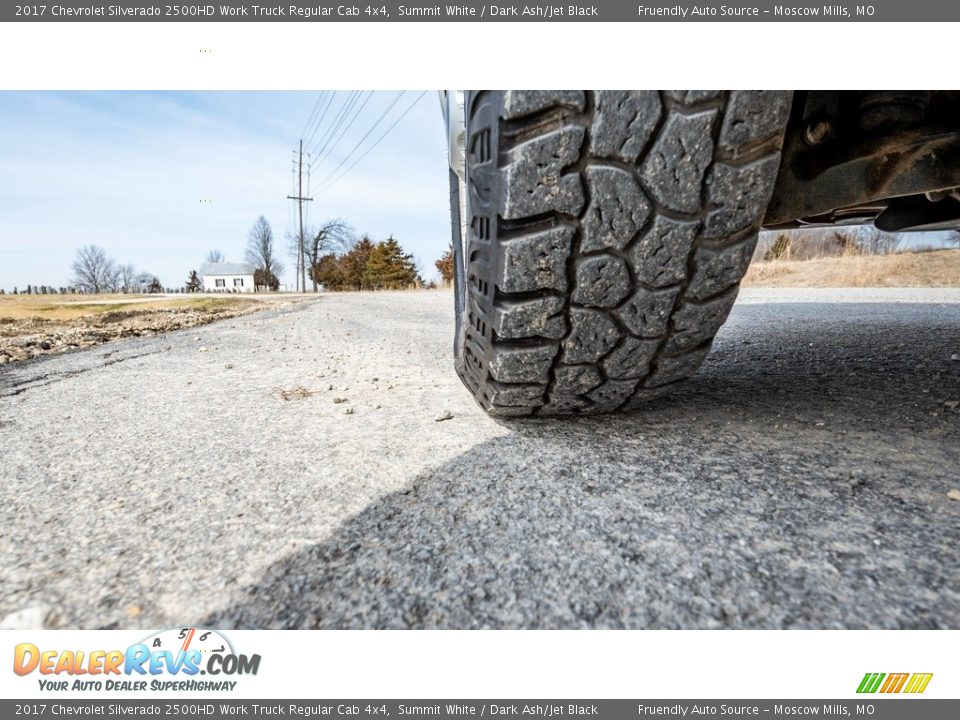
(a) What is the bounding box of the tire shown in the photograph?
[453,90,792,416]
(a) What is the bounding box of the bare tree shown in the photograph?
[71,245,119,293]
[245,216,283,290]
[939,229,960,251]
[135,272,153,292]
[206,249,225,264]
[118,263,140,293]
[299,219,354,291]
[854,226,902,255]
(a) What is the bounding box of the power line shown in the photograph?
[299,92,327,142]
[305,161,312,229]
[287,153,297,239]
[305,91,336,147]
[302,91,336,153]
[316,91,427,193]
[292,91,342,292]
[293,90,404,291]
[306,90,360,160]
[305,91,351,158]
[308,90,374,173]
[312,91,406,188]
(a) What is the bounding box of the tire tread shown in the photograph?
[455,90,790,416]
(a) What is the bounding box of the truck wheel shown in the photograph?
[453,90,792,416]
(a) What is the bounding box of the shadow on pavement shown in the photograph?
[207,304,960,629]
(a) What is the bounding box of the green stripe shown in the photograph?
[868,673,886,693]
[856,673,875,693]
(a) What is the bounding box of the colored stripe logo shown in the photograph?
[857,672,933,694]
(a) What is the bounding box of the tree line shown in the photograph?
[201,216,433,292]
[184,217,426,292]
[12,216,451,296]
[311,235,424,291]
[66,245,162,294]
[757,226,960,262]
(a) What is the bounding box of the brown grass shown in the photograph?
[0,294,301,364]
[743,249,960,288]
[0,294,254,321]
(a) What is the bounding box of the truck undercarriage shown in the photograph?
[765,90,960,232]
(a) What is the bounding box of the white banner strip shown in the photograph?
[1,630,956,699]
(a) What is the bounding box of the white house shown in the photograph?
[200,262,256,293]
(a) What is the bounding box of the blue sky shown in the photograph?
[0,91,450,291]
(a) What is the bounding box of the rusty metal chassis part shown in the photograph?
[765,91,960,232]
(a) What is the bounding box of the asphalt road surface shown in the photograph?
[1,289,958,629]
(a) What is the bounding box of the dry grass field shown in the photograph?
[0,294,256,321]
[743,249,960,288]
[0,294,291,363]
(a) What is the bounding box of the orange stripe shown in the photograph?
[881,673,907,693]
[180,628,196,653]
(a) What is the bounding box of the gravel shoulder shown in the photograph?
[1,289,958,629]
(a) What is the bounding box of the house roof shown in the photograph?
[201,262,256,276]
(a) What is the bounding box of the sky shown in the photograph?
[0,91,450,291]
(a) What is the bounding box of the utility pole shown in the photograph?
[287,138,313,292]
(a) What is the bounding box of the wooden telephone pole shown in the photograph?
[287,139,313,292]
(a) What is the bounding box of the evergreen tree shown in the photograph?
[340,236,376,290]
[254,268,280,291]
[765,233,792,261]
[312,253,345,290]
[435,244,454,286]
[362,236,421,290]
[185,270,202,293]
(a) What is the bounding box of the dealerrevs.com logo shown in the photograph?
[13,627,260,692]
[856,673,933,694]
